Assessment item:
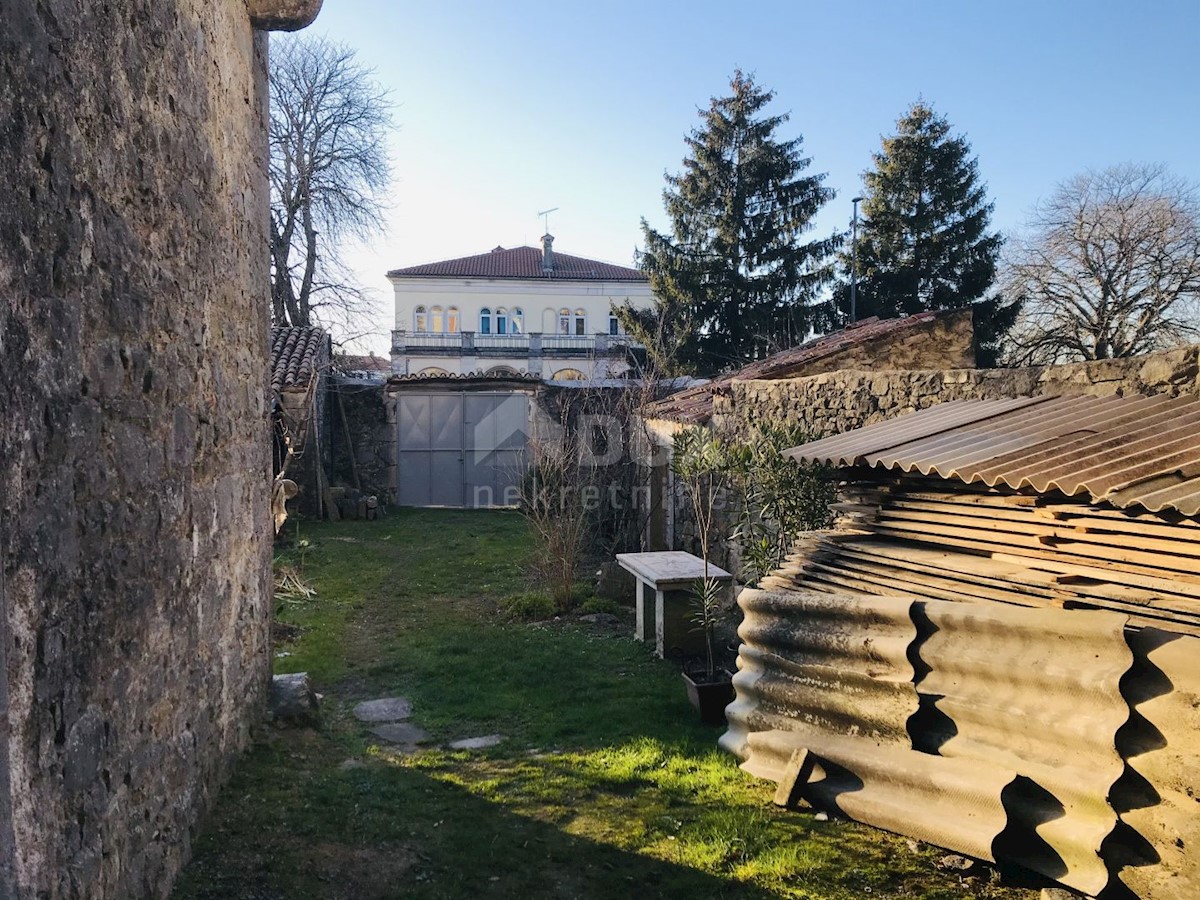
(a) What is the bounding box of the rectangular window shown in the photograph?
[575,316,585,336]
[609,315,619,335]
[559,316,571,334]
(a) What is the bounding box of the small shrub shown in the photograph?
[500,592,557,621]
[577,596,623,616]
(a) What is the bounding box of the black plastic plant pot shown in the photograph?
[682,671,735,725]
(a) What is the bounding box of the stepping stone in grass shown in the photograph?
[448,734,504,751]
[370,722,431,747]
[353,697,413,723]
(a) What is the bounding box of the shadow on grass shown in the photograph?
[180,514,1035,900]
[175,733,785,900]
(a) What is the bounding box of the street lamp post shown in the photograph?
[850,196,863,324]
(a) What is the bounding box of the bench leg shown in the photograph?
[654,588,665,658]
[634,580,645,641]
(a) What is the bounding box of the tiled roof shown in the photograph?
[387,245,645,282]
[335,353,392,374]
[785,393,1200,516]
[645,311,948,425]
[388,370,541,384]
[271,326,328,393]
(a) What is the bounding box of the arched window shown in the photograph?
[551,368,586,381]
[446,306,459,333]
[479,307,492,335]
[511,307,524,334]
[558,308,571,335]
[417,366,449,376]
[496,307,508,335]
[485,365,518,376]
[574,309,587,336]
[431,305,444,333]
[413,305,427,332]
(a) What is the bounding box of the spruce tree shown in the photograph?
[824,101,1016,366]
[619,71,838,375]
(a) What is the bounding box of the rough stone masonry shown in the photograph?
[0,1,319,897]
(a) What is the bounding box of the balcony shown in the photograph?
[392,330,642,358]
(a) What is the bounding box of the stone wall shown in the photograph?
[329,378,397,502]
[717,346,1200,439]
[0,2,315,897]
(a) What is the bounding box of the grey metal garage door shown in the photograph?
[396,391,530,508]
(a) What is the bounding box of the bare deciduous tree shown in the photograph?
[270,35,392,337]
[1004,164,1200,364]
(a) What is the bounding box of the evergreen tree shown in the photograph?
[619,71,838,375]
[823,101,1016,366]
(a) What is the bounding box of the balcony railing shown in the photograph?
[474,333,529,350]
[402,333,464,350]
[392,330,642,357]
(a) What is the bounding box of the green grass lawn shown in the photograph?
[173,510,1037,900]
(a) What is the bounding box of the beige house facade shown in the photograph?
[388,235,654,380]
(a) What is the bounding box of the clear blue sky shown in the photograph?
[304,0,1200,351]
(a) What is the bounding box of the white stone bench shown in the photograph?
[615,551,733,659]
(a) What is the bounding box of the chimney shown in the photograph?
[541,233,555,274]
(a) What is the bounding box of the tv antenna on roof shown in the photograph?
[537,207,559,235]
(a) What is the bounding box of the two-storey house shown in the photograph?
[388,234,653,380]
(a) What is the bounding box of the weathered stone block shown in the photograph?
[268,674,321,728]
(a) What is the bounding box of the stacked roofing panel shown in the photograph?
[785,393,1200,516]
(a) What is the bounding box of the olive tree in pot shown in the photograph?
[671,426,736,724]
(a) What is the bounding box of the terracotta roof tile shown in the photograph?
[388,370,541,384]
[270,326,328,393]
[387,245,645,282]
[335,353,392,374]
[644,311,951,425]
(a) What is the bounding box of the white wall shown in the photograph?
[390,276,654,336]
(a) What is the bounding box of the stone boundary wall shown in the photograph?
[716,346,1200,438]
[330,378,398,502]
[0,2,313,897]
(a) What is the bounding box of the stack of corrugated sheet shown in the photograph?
[761,478,1200,636]
[721,395,1200,899]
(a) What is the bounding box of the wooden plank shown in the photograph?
[804,548,1200,630]
[823,554,1049,609]
[765,537,1200,632]
[861,523,1200,597]
[802,558,1027,608]
[915,502,1200,556]
[988,550,1200,602]
[887,498,1047,526]
[890,489,1039,508]
[832,544,1062,601]
[833,537,1200,614]
[1034,509,1200,543]
[1036,501,1200,529]
[885,497,1200,558]
[872,513,1200,578]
